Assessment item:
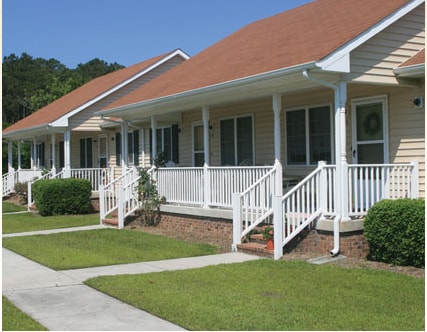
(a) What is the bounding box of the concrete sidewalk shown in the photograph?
[2,227,260,331]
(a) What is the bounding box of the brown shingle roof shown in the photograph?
[105,0,411,110]
[399,49,425,67]
[3,50,180,134]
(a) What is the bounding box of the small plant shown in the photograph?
[262,226,274,240]
[154,151,167,168]
[137,168,166,226]
[14,182,28,204]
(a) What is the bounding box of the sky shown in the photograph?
[3,0,312,68]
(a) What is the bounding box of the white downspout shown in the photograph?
[303,70,347,256]
[331,214,341,256]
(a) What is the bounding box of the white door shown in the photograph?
[351,96,389,208]
[352,96,388,164]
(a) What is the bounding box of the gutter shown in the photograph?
[97,61,319,116]
[3,124,52,139]
[394,63,425,78]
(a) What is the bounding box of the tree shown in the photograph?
[2,53,125,174]
[2,53,124,128]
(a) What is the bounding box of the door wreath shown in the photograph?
[363,111,381,136]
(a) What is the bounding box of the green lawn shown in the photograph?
[2,296,47,331]
[2,210,99,234]
[86,259,425,331]
[2,228,218,270]
[2,201,27,213]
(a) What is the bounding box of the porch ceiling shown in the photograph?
[99,68,342,122]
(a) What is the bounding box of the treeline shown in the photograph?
[2,52,125,128]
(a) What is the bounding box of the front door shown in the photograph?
[352,96,388,164]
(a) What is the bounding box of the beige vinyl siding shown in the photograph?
[349,4,425,84]
[388,87,425,197]
[69,55,186,131]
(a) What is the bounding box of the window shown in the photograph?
[98,135,108,168]
[115,130,140,166]
[149,125,179,165]
[193,124,204,166]
[286,105,332,165]
[220,116,254,166]
[80,137,93,168]
[127,130,139,166]
[33,143,45,168]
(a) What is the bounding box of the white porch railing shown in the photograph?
[99,167,138,223]
[348,162,419,217]
[232,166,279,250]
[2,170,18,197]
[232,161,419,260]
[155,167,204,205]
[70,168,113,191]
[155,166,273,208]
[2,169,44,197]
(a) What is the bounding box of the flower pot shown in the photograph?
[266,238,274,250]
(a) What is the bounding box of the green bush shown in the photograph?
[33,178,93,216]
[364,199,425,268]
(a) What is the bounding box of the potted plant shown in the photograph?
[262,226,274,250]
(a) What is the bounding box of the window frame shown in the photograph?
[219,114,255,166]
[192,121,205,167]
[285,104,334,166]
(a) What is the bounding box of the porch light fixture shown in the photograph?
[413,96,423,109]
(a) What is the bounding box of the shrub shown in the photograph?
[32,178,93,216]
[364,199,424,268]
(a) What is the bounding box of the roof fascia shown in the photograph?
[50,49,190,127]
[317,0,424,72]
[98,61,319,117]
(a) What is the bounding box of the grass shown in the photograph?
[2,296,47,331]
[86,260,425,331]
[2,228,218,270]
[2,201,27,213]
[2,211,99,234]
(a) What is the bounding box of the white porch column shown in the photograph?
[32,137,37,171]
[8,141,13,172]
[121,122,128,173]
[202,106,211,208]
[151,116,158,165]
[64,129,71,178]
[272,94,283,196]
[51,133,56,175]
[17,140,22,170]
[334,81,349,221]
[202,106,210,165]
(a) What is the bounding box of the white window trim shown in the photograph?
[285,103,333,167]
[219,114,255,166]
[351,95,389,164]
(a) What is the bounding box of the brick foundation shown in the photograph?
[284,229,369,258]
[133,211,369,258]
[158,212,233,251]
